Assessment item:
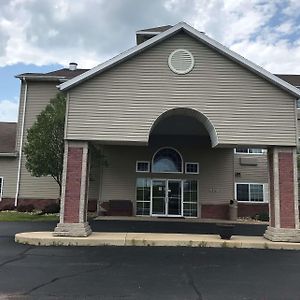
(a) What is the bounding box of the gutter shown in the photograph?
[15,77,28,207]
[15,75,66,81]
[0,152,18,157]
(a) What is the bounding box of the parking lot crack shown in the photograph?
[0,246,33,268]
[22,262,113,296]
[184,270,203,300]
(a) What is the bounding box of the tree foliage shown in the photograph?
[24,93,66,195]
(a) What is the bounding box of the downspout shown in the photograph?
[14,78,28,207]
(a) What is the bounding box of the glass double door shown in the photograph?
[151,179,182,217]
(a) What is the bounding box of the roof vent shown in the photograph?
[168,49,194,75]
[69,62,78,71]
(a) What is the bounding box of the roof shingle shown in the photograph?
[16,68,88,80]
[275,74,300,87]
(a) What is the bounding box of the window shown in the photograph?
[136,178,151,215]
[0,177,3,201]
[183,180,198,217]
[152,147,182,173]
[185,162,199,174]
[235,148,265,154]
[236,183,266,202]
[136,161,150,173]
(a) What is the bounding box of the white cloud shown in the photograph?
[185,0,300,73]
[0,0,195,68]
[0,99,19,122]
[0,0,299,73]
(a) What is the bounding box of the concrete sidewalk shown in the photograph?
[15,231,300,250]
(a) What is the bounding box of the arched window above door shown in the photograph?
[152,147,183,173]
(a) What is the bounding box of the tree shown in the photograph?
[24,93,66,196]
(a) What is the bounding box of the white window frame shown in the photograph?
[136,161,150,173]
[135,178,151,216]
[182,179,199,218]
[151,147,183,174]
[234,148,266,155]
[235,182,268,203]
[185,162,199,174]
[0,177,3,201]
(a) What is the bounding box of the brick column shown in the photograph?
[54,141,92,237]
[264,147,300,242]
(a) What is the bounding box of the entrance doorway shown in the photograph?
[151,179,182,217]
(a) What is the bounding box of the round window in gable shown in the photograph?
[168,49,194,74]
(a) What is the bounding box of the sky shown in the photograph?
[1,0,300,122]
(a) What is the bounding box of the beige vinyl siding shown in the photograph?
[88,150,101,200]
[14,80,100,200]
[15,81,25,151]
[0,158,18,198]
[0,80,23,199]
[18,81,60,199]
[100,144,234,211]
[297,111,300,138]
[234,153,268,183]
[67,32,297,147]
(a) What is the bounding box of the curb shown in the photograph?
[15,232,300,250]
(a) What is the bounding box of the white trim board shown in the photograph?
[0,177,3,201]
[58,21,300,98]
[235,182,269,203]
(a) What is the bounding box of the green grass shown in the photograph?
[0,211,59,222]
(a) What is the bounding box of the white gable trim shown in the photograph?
[59,22,300,98]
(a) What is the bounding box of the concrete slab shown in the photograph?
[15,231,300,250]
[94,215,268,225]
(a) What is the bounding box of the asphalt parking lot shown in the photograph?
[1,221,300,299]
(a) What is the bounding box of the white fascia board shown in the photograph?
[136,31,161,35]
[15,75,66,81]
[0,152,18,157]
[59,21,300,98]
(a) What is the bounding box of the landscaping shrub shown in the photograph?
[0,203,15,211]
[41,203,60,214]
[16,204,35,213]
[253,212,269,222]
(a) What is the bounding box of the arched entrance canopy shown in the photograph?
[148,107,219,147]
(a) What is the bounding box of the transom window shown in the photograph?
[235,148,265,154]
[152,147,183,173]
[236,183,267,202]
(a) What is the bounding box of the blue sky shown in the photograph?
[1,0,300,122]
[0,63,62,99]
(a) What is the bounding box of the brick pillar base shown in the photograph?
[54,141,92,237]
[54,222,91,237]
[264,147,300,242]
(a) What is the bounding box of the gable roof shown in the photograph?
[59,22,300,98]
[0,122,17,154]
[275,74,300,88]
[16,68,88,81]
[136,25,173,34]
